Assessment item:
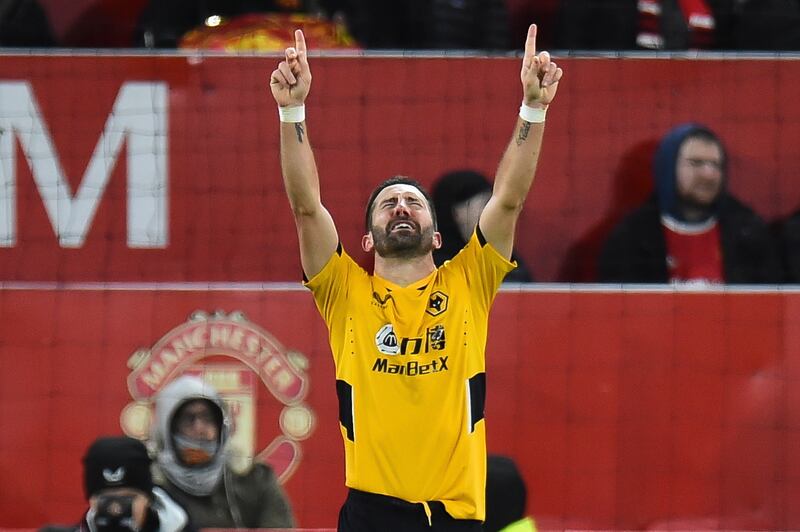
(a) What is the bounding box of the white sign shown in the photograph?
[0,81,169,248]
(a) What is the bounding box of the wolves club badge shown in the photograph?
[120,310,315,483]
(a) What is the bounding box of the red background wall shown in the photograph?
[1,54,798,283]
[2,54,799,529]
[0,287,798,530]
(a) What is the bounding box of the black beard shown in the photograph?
[677,194,718,222]
[372,219,434,259]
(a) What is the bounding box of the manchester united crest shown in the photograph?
[120,310,315,483]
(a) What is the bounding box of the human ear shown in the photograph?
[362,233,374,252]
[432,231,442,250]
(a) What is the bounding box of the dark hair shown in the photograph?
[364,176,437,231]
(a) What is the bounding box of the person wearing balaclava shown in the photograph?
[63,436,192,532]
[598,123,782,284]
[151,375,294,528]
[432,169,534,282]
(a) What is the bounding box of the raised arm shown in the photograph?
[478,24,563,259]
[270,29,339,279]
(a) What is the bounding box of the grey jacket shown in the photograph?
[157,462,295,528]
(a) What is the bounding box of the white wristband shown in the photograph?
[278,104,305,123]
[519,103,547,123]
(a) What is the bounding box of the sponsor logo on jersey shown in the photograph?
[375,323,399,355]
[372,356,449,376]
[374,324,446,355]
[372,323,448,376]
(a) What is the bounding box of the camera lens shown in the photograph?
[93,495,136,532]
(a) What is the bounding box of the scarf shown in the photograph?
[637,0,715,49]
[158,435,225,496]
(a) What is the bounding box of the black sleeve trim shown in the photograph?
[476,225,487,247]
[336,379,355,441]
[468,372,486,433]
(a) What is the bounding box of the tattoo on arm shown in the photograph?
[515,121,531,146]
[294,122,305,143]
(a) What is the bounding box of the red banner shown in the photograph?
[1,287,798,529]
[1,55,799,282]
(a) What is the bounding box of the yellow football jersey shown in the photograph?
[305,230,514,521]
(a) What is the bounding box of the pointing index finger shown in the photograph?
[295,29,307,54]
[524,24,537,61]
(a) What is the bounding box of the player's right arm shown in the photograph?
[270,29,339,279]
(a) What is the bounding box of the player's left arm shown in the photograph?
[479,24,563,259]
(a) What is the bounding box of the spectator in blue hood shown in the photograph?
[598,123,782,284]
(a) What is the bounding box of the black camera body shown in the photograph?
[92,494,137,532]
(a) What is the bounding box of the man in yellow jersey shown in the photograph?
[270,24,562,532]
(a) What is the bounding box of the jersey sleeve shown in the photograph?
[443,227,516,312]
[303,244,365,327]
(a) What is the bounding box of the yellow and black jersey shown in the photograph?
[305,229,515,521]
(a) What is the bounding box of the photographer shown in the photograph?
[79,436,194,532]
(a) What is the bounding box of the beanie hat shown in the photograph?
[83,436,153,500]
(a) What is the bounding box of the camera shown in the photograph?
[92,494,137,532]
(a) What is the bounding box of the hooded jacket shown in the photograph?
[598,124,782,283]
[152,375,295,528]
[432,169,534,282]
